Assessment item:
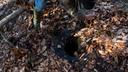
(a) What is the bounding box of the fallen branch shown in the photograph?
[0,32,15,48]
[0,8,25,28]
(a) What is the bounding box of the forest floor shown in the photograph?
[0,0,128,72]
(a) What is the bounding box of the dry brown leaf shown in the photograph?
[114,41,125,49]
[84,28,94,37]
[11,48,27,59]
[86,45,95,54]
[112,16,119,22]
[98,50,108,56]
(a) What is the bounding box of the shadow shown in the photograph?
[51,22,83,63]
[54,48,79,63]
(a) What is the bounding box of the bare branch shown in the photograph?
[0,8,24,28]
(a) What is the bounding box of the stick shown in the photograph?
[0,32,15,48]
[0,8,24,28]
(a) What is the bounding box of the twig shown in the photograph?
[0,32,15,47]
[0,8,24,28]
[7,0,16,4]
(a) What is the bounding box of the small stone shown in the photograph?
[57,45,61,48]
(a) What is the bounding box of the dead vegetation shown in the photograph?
[0,0,128,72]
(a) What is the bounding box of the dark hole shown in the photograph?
[0,34,3,41]
[8,37,18,46]
[82,0,96,10]
[64,35,79,56]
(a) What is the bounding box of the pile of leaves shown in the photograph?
[0,0,128,72]
[75,1,128,71]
